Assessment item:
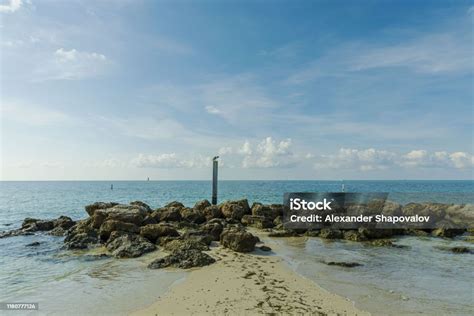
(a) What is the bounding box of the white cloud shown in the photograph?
[238,141,252,155]
[218,146,233,155]
[315,148,474,171]
[34,48,109,81]
[205,105,221,115]
[1,102,73,126]
[131,153,211,169]
[0,0,22,13]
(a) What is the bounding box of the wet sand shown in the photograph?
[133,246,369,316]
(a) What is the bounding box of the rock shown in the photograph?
[65,232,99,249]
[130,201,152,212]
[325,261,362,268]
[25,241,41,247]
[319,228,343,239]
[200,221,224,241]
[450,247,472,254]
[304,230,320,237]
[97,205,148,226]
[251,203,282,221]
[165,201,185,209]
[369,239,407,248]
[405,229,430,237]
[180,207,206,224]
[273,216,283,226]
[139,224,180,243]
[106,234,156,258]
[431,227,465,238]
[202,205,223,221]
[162,239,209,252]
[99,220,140,241]
[157,207,182,222]
[241,215,273,229]
[343,230,367,242]
[258,245,272,252]
[182,229,213,246]
[194,200,211,211]
[358,228,394,239]
[90,212,107,229]
[54,216,75,229]
[49,226,67,236]
[85,202,119,216]
[23,219,55,232]
[268,230,298,237]
[402,203,447,221]
[148,249,215,269]
[220,202,248,221]
[141,215,157,226]
[220,229,259,252]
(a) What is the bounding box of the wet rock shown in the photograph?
[258,245,271,252]
[369,239,407,248]
[319,228,343,239]
[343,230,368,242]
[220,229,259,252]
[53,216,75,230]
[25,241,41,247]
[106,234,156,258]
[130,201,152,212]
[404,229,430,237]
[450,247,472,254]
[241,215,273,229]
[325,261,362,268]
[304,230,320,237]
[268,230,298,237]
[85,202,119,216]
[148,249,215,269]
[194,200,211,211]
[358,228,394,239]
[202,205,223,221]
[99,220,140,241]
[49,226,67,236]
[65,232,99,249]
[431,226,465,238]
[182,230,213,246]
[139,224,179,243]
[180,207,206,224]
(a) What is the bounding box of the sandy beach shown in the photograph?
[133,244,369,316]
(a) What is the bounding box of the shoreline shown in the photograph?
[132,241,369,316]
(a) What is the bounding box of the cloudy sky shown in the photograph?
[1,0,473,180]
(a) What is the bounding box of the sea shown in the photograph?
[0,180,473,315]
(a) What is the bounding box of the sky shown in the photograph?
[0,0,473,180]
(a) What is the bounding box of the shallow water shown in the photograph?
[0,180,472,315]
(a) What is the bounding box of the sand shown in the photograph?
[132,245,369,316]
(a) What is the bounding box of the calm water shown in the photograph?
[0,180,473,315]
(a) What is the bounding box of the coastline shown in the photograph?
[133,241,369,316]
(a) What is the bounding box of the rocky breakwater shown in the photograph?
[1,199,472,270]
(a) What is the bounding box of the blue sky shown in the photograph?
[1,0,473,180]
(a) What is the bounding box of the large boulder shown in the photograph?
[180,207,206,224]
[106,234,156,258]
[99,220,140,241]
[64,221,99,249]
[202,205,223,221]
[165,201,185,209]
[157,207,182,222]
[22,218,55,232]
[319,228,343,239]
[200,221,224,241]
[251,203,282,221]
[194,200,211,211]
[148,249,215,269]
[220,201,249,221]
[54,216,75,230]
[139,224,179,243]
[96,205,148,226]
[220,229,259,252]
[85,202,119,216]
[130,201,152,212]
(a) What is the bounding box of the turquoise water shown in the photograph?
[0,180,473,315]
